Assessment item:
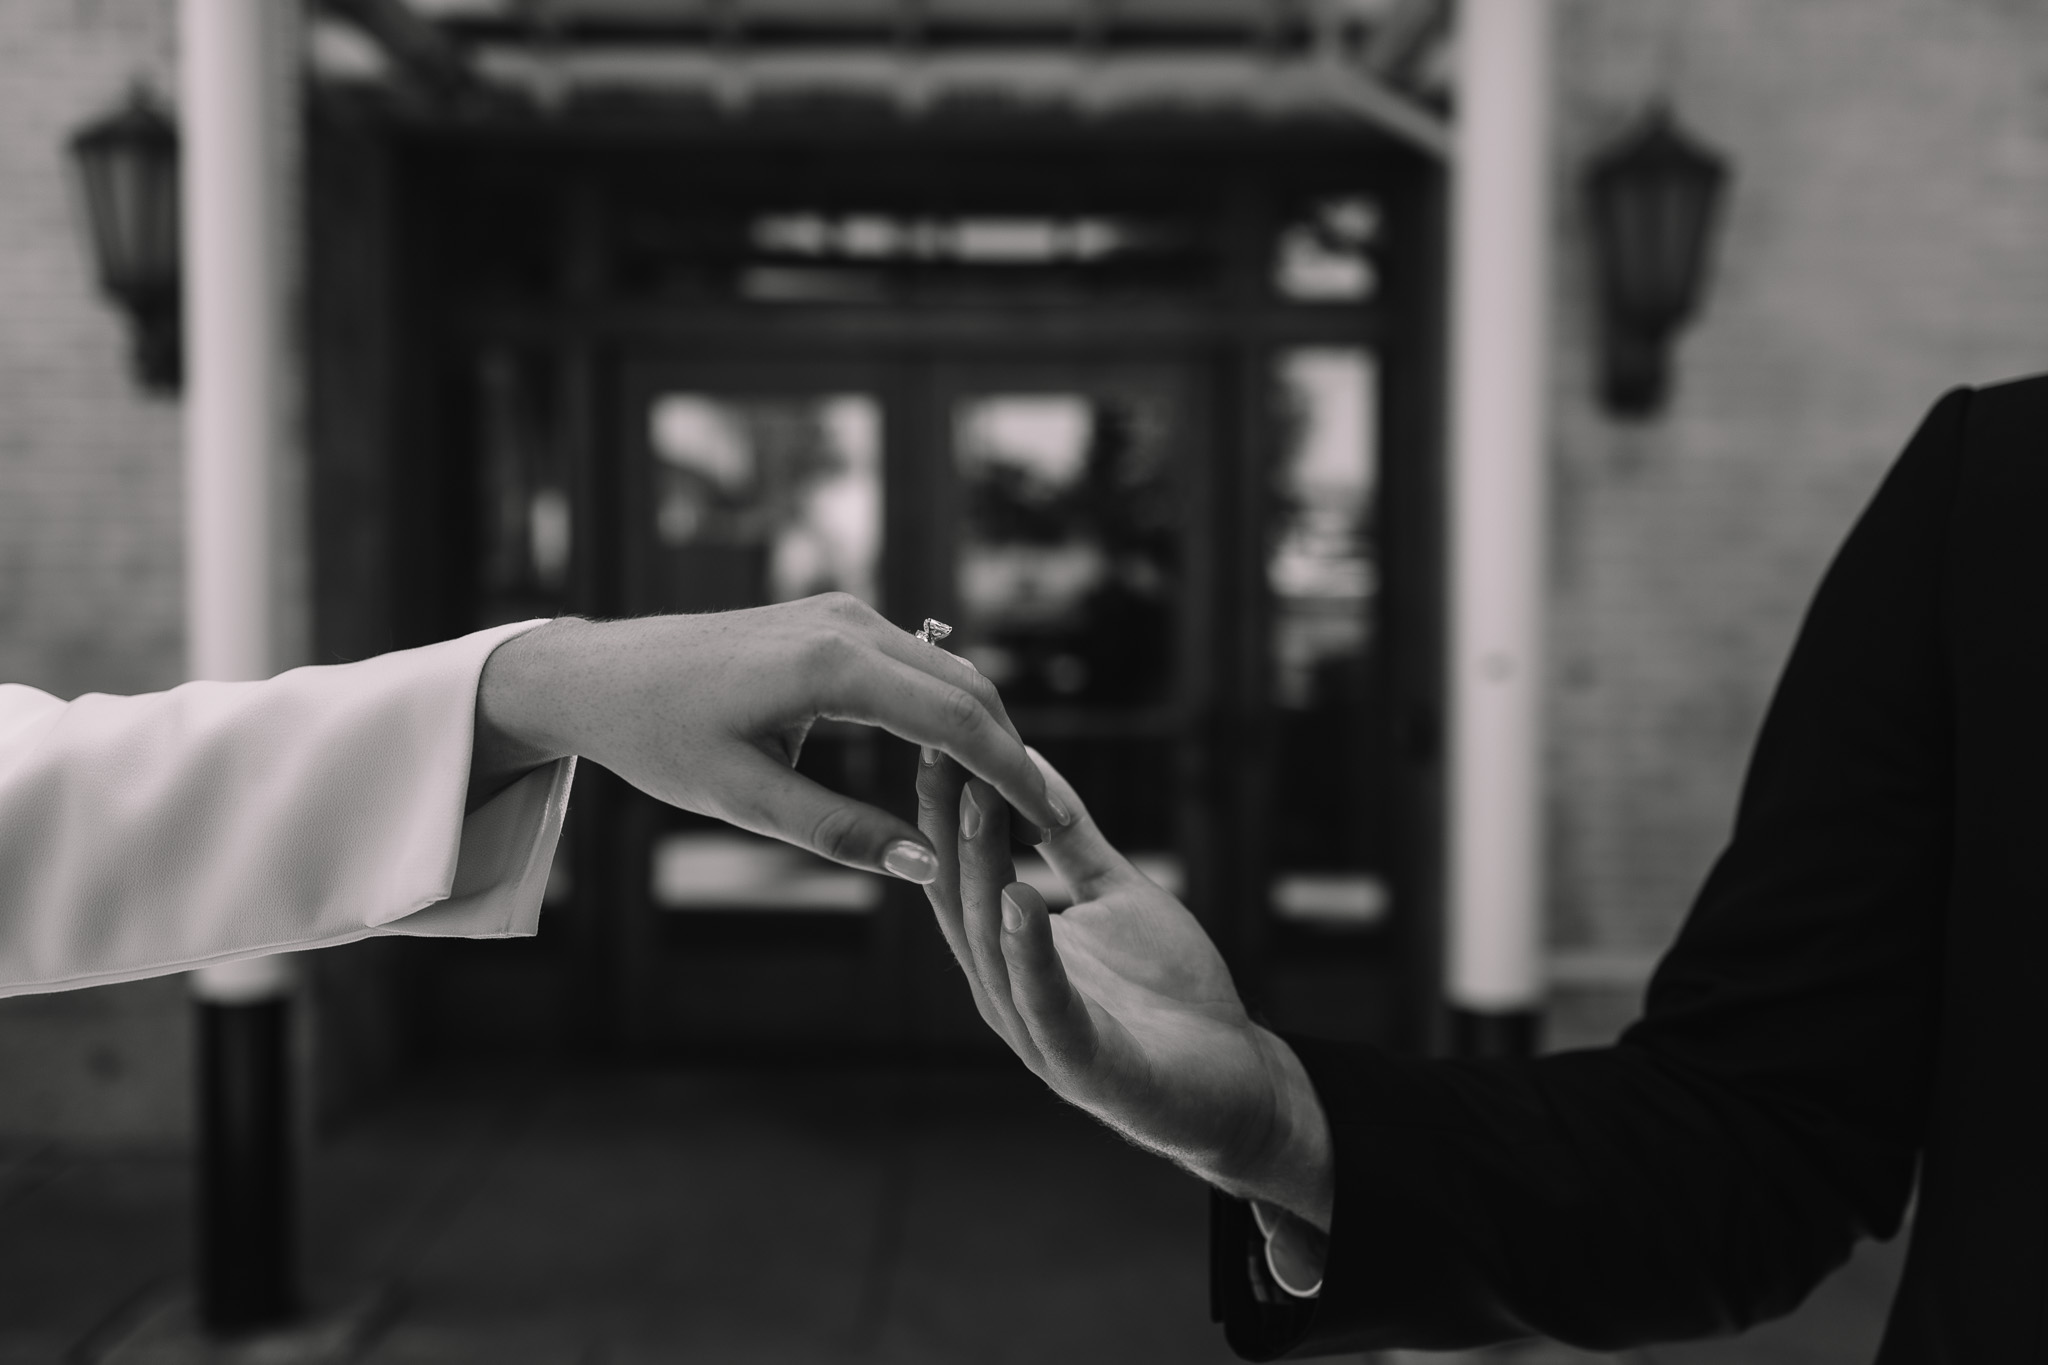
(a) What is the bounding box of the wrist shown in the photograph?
[1212,1027,1334,1233]
[473,618,588,793]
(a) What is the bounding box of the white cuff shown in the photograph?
[381,754,576,939]
[1252,1200,1327,1299]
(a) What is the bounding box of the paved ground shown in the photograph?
[0,1066,1905,1363]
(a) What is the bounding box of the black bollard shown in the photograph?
[196,990,298,1333]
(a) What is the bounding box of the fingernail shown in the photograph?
[882,841,938,885]
[960,787,984,842]
[1048,792,1073,827]
[1001,888,1026,933]
[919,746,938,767]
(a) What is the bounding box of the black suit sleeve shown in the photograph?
[1218,388,1970,1359]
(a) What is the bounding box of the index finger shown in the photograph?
[816,648,1068,836]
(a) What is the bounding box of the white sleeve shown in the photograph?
[0,620,576,998]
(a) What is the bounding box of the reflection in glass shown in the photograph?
[725,210,1214,303]
[952,388,1178,708]
[1271,350,1376,709]
[753,213,1151,266]
[652,831,881,914]
[1274,196,1379,302]
[647,393,881,610]
[1269,349,1387,929]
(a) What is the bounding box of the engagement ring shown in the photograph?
[913,617,953,646]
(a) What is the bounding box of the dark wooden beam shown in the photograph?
[318,0,480,100]
[1363,0,1447,86]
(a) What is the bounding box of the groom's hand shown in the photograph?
[471,595,1068,883]
[916,747,1334,1231]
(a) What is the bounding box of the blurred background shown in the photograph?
[4,0,2044,1360]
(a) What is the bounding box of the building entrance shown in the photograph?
[311,118,1443,1059]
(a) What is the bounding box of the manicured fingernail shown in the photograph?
[882,841,938,885]
[919,746,938,767]
[1001,888,1026,933]
[1048,792,1073,827]
[960,787,984,842]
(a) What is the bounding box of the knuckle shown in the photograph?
[914,766,953,815]
[939,684,985,734]
[806,804,868,864]
[957,666,1001,710]
[815,591,869,623]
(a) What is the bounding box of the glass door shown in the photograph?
[1263,346,1389,933]
[613,359,910,1051]
[927,360,1215,928]
[596,347,1399,1054]
[603,354,1219,1053]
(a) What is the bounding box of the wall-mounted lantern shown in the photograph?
[1586,104,1729,418]
[70,83,181,393]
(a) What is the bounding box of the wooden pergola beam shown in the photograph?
[318,0,480,98]
[1362,0,1447,86]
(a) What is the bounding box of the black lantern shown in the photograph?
[70,83,181,392]
[1586,104,1729,418]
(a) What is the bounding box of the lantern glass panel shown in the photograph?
[72,101,179,306]
[1592,122,1726,330]
[106,150,178,296]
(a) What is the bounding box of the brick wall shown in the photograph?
[1545,0,2048,1041]
[0,0,182,700]
[0,0,191,1141]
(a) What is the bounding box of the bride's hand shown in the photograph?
[473,594,1066,882]
[917,747,1333,1229]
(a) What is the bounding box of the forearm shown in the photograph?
[0,622,566,996]
[1213,1028,1336,1300]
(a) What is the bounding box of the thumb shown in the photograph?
[1024,748,1135,902]
[715,748,939,884]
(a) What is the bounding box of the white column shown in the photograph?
[1445,0,1553,1016]
[181,0,284,686]
[181,0,300,998]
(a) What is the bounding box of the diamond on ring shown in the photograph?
[913,617,953,646]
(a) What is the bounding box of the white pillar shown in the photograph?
[181,0,300,998]
[1445,0,1552,1017]
[181,0,285,686]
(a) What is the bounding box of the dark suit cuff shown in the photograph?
[1214,1033,1490,1359]
[1211,1188,1319,1358]
[1212,1032,1382,1359]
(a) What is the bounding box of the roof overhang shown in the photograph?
[311,0,1450,157]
